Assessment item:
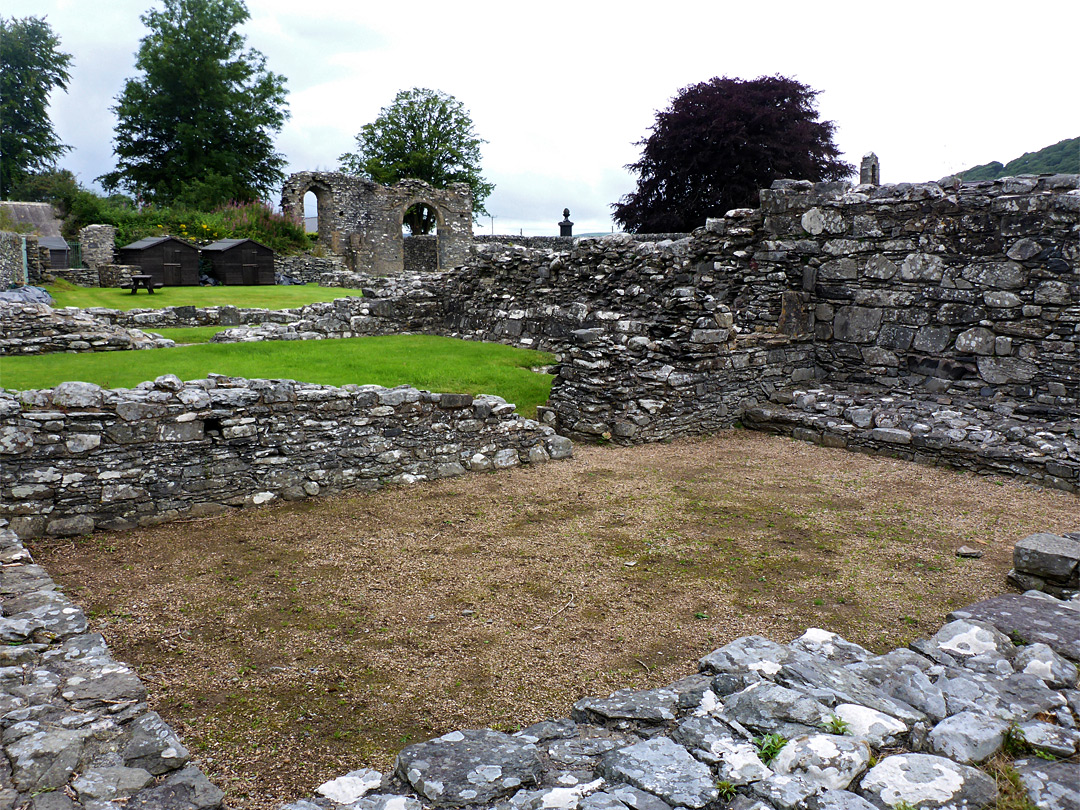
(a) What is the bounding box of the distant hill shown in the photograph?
[960,137,1079,181]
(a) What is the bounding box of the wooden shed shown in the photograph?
[201,238,275,285]
[118,236,200,286]
[39,237,72,269]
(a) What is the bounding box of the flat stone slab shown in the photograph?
[1013,758,1080,810]
[598,737,718,809]
[858,753,997,810]
[395,729,543,806]
[948,593,1080,662]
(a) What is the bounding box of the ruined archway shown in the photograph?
[399,197,445,273]
[281,172,473,275]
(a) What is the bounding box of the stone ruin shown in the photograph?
[280,173,473,275]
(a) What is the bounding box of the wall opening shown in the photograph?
[401,200,443,273]
[402,202,439,236]
[303,191,319,235]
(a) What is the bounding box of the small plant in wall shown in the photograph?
[823,714,850,735]
[716,780,737,801]
[754,732,787,764]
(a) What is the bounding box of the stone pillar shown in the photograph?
[559,208,574,237]
[79,224,117,270]
[860,153,880,186]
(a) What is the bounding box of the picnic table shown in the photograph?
[128,274,160,294]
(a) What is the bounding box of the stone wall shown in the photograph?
[0,231,28,288]
[738,175,1078,406]
[403,233,438,272]
[0,303,175,356]
[78,224,117,271]
[0,376,571,539]
[0,525,225,806]
[275,253,346,283]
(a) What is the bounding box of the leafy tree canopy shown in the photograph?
[960,137,1079,182]
[0,16,73,199]
[99,0,289,208]
[613,75,853,233]
[339,87,494,234]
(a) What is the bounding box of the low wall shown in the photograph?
[0,303,175,355]
[275,253,346,283]
[0,375,571,538]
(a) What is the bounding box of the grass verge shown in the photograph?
[45,279,358,311]
[0,335,556,418]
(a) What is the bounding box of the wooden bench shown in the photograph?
[128,274,162,294]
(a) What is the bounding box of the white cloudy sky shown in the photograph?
[8,0,1078,235]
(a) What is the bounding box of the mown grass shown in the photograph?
[0,335,556,417]
[45,280,357,311]
[149,326,234,343]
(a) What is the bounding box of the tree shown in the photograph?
[99,0,288,208]
[0,16,73,199]
[339,87,494,234]
[612,75,853,233]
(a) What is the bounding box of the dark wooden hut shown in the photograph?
[201,238,275,285]
[39,237,72,269]
[118,236,200,286]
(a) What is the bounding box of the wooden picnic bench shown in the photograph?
[128,274,163,294]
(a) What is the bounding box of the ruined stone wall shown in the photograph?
[0,376,571,539]
[78,224,116,270]
[0,304,174,355]
[722,175,1079,407]
[0,231,27,287]
[274,253,346,283]
[280,173,472,274]
[403,234,438,272]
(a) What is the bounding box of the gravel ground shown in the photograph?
[29,429,1079,809]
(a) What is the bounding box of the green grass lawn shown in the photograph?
[45,280,358,311]
[0,336,556,418]
[148,326,234,343]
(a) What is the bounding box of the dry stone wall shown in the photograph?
[0,303,175,356]
[0,376,571,539]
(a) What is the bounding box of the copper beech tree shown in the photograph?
[613,75,853,233]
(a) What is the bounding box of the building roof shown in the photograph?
[0,202,62,237]
[202,237,272,252]
[120,235,198,250]
[39,236,70,251]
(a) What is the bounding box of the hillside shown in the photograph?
[960,137,1079,181]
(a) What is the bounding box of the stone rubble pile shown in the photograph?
[0,525,223,810]
[743,385,1079,492]
[293,576,1080,810]
[0,303,175,356]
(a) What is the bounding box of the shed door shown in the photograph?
[163,246,182,286]
[242,246,258,285]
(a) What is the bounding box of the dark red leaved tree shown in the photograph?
[613,75,853,233]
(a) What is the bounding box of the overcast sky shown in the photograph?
[8,0,1078,235]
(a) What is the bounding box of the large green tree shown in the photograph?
[340,87,494,234]
[99,0,288,207]
[613,75,852,233]
[0,16,73,199]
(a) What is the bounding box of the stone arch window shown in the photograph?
[299,182,335,246]
[399,198,446,237]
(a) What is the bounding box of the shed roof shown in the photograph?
[39,237,70,250]
[202,237,272,252]
[120,235,198,250]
